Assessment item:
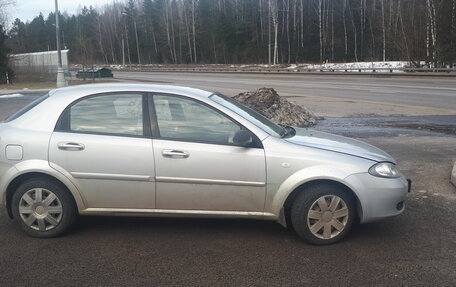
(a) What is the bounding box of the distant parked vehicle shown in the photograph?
[0,84,410,244]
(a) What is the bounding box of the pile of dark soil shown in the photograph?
[233,87,318,127]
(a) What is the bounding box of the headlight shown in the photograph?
[369,162,401,178]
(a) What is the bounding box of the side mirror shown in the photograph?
[230,130,254,147]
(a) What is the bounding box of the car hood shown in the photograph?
[285,128,395,163]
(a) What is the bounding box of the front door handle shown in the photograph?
[162,149,189,158]
[58,142,85,151]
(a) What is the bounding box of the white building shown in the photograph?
[9,50,69,73]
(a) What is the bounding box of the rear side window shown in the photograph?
[4,95,49,122]
[56,93,147,137]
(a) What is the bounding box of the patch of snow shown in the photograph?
[287,64,298,69]
[302,61,408,72]
[0,93,24,98]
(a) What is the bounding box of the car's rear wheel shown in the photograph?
[291,184,355,245]
[11,178,77,238]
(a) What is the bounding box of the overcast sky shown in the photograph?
[8,0,115,24]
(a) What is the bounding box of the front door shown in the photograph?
[151,94,266,212]
[49,93,155,209]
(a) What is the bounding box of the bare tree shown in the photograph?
[368,0,376,59]
[359,0,367,60]
[349,0,358,62]
[179,1,193,63]
[0,0,15,24]
[8,0,455,66]
[123,16,132,65]
[316,0,323,62]
[342,0,348,58]
[331,0,334,61]
[270,0,279,64]
[381,0,386,61]
[191,0,197,63]
[453,0,456,65]
[426,0,437,63]
[268,0,271,64]
[169,1,177,63]
[300,0,304,48]
[96,14,108,64]
[259,0,264,42]
[164,0,175,63]
[285,0,291,63]
[399,2,410,61]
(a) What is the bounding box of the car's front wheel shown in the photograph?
[291,184,355,245]
[11,178,77,238]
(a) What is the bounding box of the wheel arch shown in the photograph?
[5,172,82,219]
[281,179,363,228]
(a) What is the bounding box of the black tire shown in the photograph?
[290,184,355,245]
[11,178,78,238]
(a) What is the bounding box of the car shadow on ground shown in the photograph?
[68,214,406,245]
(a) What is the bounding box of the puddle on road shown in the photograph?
[315,115,456,138]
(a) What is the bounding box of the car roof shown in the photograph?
[6,82,271,140]
[49,83,214,100]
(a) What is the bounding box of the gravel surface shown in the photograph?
[1,182,455,285]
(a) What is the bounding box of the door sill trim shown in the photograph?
[81,207,275,218]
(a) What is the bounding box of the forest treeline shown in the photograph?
[6,0,456,66]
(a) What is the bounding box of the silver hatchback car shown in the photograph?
[0,84,409,244]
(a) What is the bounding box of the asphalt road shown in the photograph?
[115,72,456,112]
[0,77,456,285]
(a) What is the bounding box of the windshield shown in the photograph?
[210,93,285,137]
[4,95,49,123]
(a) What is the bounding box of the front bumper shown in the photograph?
[344,173,409,223]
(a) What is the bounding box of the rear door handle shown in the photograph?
[58,142,85,151]
[162,149,189,158]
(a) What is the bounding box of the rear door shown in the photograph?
[49,92,156,209]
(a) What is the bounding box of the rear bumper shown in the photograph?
[344,173,409,223]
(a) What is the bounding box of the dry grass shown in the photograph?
[0,82,56,90]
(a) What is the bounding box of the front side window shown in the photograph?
[153,95,241,145]
[69,94,144,136]
[210,93,285,137]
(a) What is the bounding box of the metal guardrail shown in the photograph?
[116,66,456,75]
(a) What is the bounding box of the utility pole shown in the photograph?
[55,0,66,88]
